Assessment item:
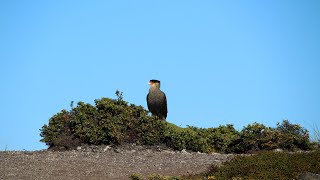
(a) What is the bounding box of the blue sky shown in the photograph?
[1,1,319,150]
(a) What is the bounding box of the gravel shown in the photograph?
[0,144,235,180]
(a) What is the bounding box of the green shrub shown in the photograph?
[162,124,241,153]
[209,150,320,179]
[163,123,212,152]
[40,92,223,152]
[205,125,240,153]
[234,120,313,153]
[40,91,313,153]
[234,122,281,153]
[277,120,311,151]
[40,109,79,150]
[40,91,165,149]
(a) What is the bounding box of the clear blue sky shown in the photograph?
[1,1,320,150]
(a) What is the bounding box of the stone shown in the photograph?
[103,145,112,152]
[298,172,320,180]
[181,149,188,154]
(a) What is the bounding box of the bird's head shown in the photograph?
[149,79,161,88]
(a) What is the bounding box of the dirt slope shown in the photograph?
[0,145,234,180]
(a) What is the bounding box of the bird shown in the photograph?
[146,79,167,120]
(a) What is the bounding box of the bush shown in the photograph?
[163,123,209,152]
[277,120,311,151]
[233,120,313,153]
[234,123,281,153]
[40,91,313,153]
[40,91,222,152]
[40,91,165,150]
[209,150,320,179]
[205,125,240,153]
[163,124,239,153]
[40,109,80,150]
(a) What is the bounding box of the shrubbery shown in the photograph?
[233,121,312,153]
[40,91,314,153]
[40,91,165,150]
[208,150,320,179]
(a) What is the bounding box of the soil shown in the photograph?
[0,144,234,180]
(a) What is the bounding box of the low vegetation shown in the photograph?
[130,174,181,180]
[40,91,165,150]
[40,91,320,179]
[129,150,320,179]
[40,91,315,153]
[210,150,320,179]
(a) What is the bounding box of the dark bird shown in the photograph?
[147,79,167,120]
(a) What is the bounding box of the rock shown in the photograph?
[181,149,188,154]
[103,145,112,152]
[274,148,283,152]
[298,172,320,180]
[163,150,175,154]
[114,148,121,153]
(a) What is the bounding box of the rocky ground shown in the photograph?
[0,144,234,180]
